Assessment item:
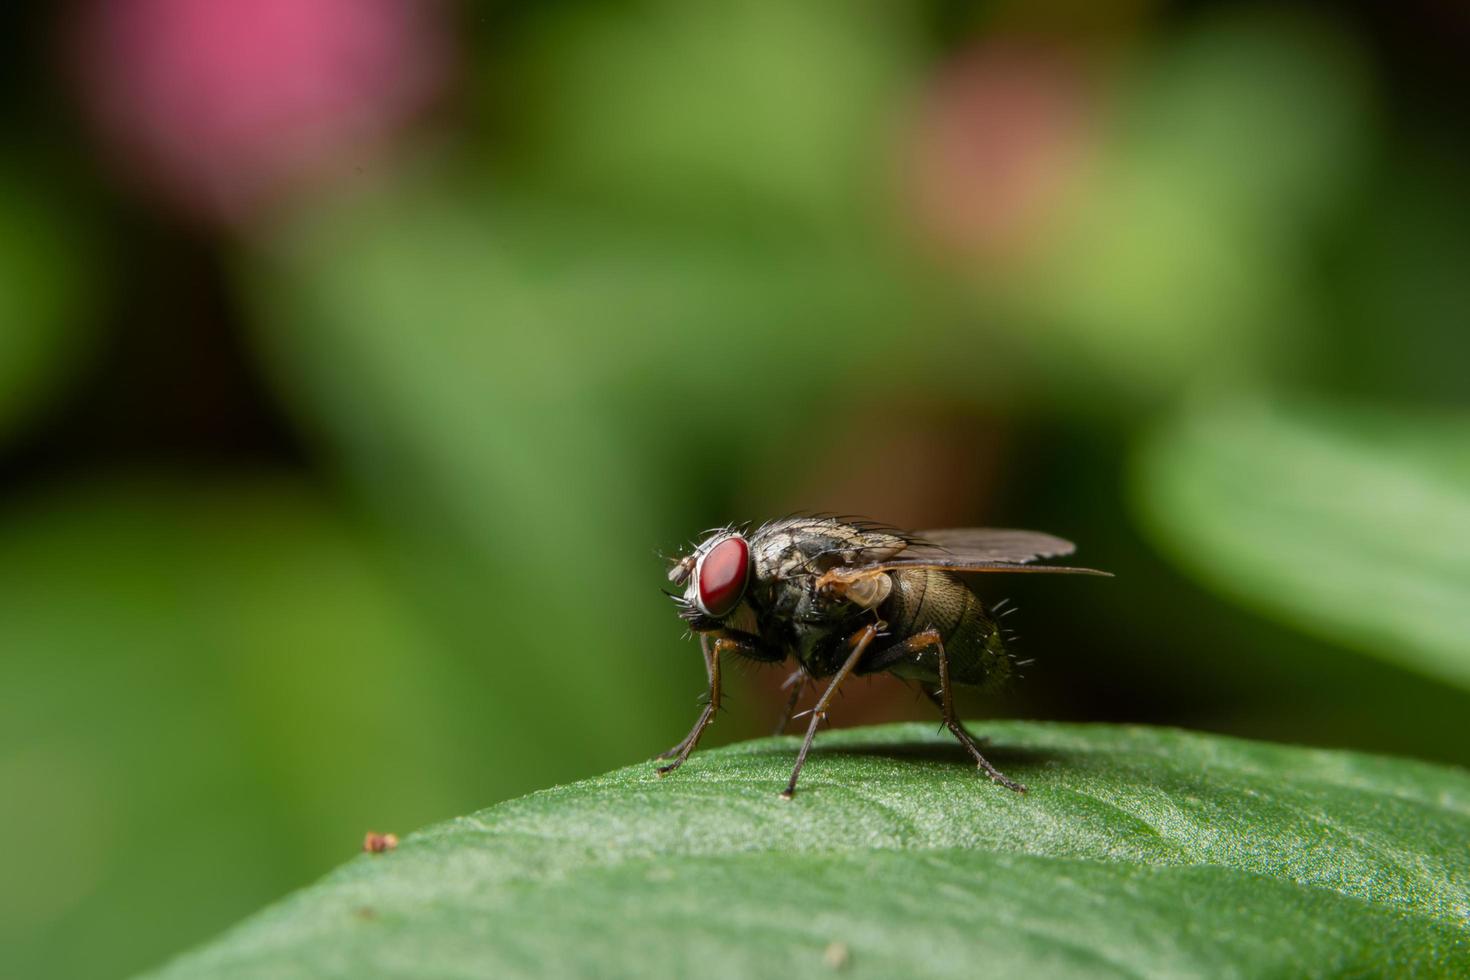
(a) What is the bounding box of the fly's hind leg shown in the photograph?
[896,628,1026,792]
[919,688,987,749]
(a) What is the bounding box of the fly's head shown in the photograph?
[667,529,754,633]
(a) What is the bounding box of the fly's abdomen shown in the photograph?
[877,568,1011,689]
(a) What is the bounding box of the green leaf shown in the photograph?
[1134,396,1470,690]
[145,722,1470,978]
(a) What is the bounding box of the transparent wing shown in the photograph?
[910,528,1078,563]
[823,527,1111,580]
[861,559,1110,576]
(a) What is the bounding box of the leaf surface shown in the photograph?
[145,722,1470,979]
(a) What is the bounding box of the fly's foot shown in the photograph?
[982,765,1027,793]
[942,715,1026,792]
[960,734,1026,791]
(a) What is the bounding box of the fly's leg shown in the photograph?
[874,629,989,748]
[780,623,880,799]
[656,632,777,775]
[656,635,724,775]
[656,635,716,760]
[926,629,1026,792]
[772,668,807,736]
[919,687,987,749]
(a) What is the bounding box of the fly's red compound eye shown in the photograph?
[697,535,749,617]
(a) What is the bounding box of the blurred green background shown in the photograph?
[3,1,1469,977]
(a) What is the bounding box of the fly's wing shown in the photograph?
[909,528,1077,563]
[820,527,1111,583]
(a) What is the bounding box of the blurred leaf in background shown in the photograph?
[1135,395,1470,691]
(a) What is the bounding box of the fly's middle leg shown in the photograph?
[780,622,880,799]
[772,668,807,736]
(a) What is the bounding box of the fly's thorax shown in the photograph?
[747,517,909,623]
[738,518,922,667]
[749,517,909,582]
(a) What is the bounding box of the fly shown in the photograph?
[660,516,1110,798]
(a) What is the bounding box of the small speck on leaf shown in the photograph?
[363,831,398,854]
[824,941,850,970]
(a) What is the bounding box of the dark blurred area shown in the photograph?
[3,2,1469,977]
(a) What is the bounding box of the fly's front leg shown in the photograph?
[923,629,1026,792]
[780,623,880,799]
[656,631,775,777]
[655,634,716,761]
[655,637,723,776]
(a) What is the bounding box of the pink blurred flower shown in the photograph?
[907,41,1096,261]
[68,0,452,227]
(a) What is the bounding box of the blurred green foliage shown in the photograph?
[0,480,466,980]
[991,10,1371,401]
[0,171,98,440]
[514,0,914,225]
[1,1,1468,977]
